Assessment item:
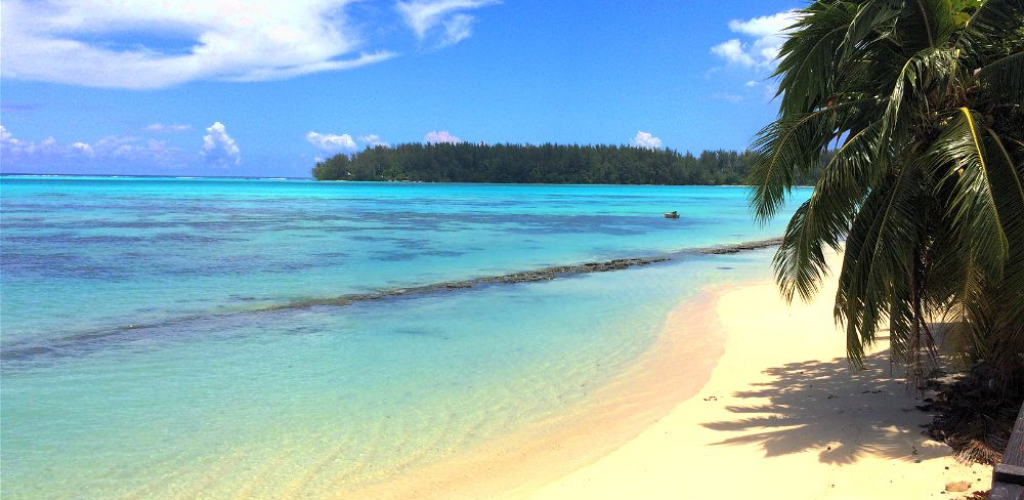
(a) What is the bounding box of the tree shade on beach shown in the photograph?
[312,143,826,185]
[749,0,1023,459]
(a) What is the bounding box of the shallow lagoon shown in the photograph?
[0,177,809,499]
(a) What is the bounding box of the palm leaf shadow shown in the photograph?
[700,349,945,465]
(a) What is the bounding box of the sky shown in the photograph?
[0,0,803,177]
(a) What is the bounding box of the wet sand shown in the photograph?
[348,252,989,499]
[526,254,990,500]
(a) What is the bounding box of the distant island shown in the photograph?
[312,143,824,185]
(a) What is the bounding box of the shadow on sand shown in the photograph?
[701,347,944,464]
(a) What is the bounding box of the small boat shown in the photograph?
[664,211,680,219]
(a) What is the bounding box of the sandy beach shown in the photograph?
[346,251,991,500]
[526,256,991,500]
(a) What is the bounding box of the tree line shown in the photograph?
[312,143,825,185]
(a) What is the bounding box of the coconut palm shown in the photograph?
[748,0,1024,400]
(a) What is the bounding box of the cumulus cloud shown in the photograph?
[306,131,359,153]
[424,130,461,144]
[306,131,387,153]
[0,125,185,170]
[1,125,66,158]
[0,0,397,89]
[711,10,800,69]
[145,123,192,133]
[359,134,388,148]
[201,122,241,167]
[397,0,498,46]
[729,11,799,38]
[711,39,756,67]
[70,141,96,157]
[631,131,663,150]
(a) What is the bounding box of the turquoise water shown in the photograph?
[1,177,809,499]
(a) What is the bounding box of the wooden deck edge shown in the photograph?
[990,401,1024,499]
[995,464,1024,486]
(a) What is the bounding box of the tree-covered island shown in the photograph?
[312,143,824,185]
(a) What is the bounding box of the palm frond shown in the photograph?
[903,0,956,49]
[879,47,962,160]
[975,50,1024,105]
[836,160,928,367]
[958,0,1024,56]
[773,123,882,302]
[775,2,859,115]
[753,0,1023,401]
[928,107,1010,279]
[980,126,1024,321]
[749,99,882,222]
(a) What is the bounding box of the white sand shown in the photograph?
[525,262,990,499]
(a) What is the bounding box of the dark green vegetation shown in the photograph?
[749,0,1023,462]
[312,143,825,185]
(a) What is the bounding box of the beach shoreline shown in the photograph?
[343,287,737,499]
[351,251,991,500]
[526,254,992,500]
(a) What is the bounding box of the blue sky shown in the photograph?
[0,0,802,177]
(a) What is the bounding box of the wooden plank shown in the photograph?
[988,482,1024,500]
[996,464,1024,486]
[1006,401,1024,467]
[991,402,1024,499]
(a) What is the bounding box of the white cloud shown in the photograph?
[711,39,756,67]
[202,122,241,166]
[0,124,227,171]
[397,0,498,46]
[359,134,388,148]
[306,131,358,153]
[306,131,387,153]
[145,123,192,133]
[711,10,800,69]
[631,131,663,150]
[0,126,179,168]
[442,14,475,46]
[728,11,799,38]
[70,141,95,157]
[0,0,397,89]
[424,130,461,144]
[0,125,72,158]
[94,135,175,162]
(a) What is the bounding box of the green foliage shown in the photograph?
[311,143,826,185]
[750,0,1024,397]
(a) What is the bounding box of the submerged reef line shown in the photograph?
[270,257,669,310]
[1,238,781,363]
[269,237,784,310]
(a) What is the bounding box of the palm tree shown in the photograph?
[748,0,1023,402]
